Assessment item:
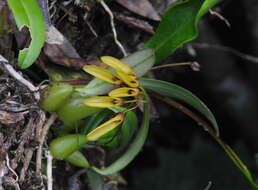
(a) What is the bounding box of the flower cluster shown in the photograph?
[81,56,142,141]
[83,56,142,109]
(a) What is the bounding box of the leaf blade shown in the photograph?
[7,0,45,69]
[144,0,220,62]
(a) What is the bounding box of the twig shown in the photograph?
[36,113,57,175]
[204,181,212,190]
[14,118,34,164]
[46,151,53,190]
[209,9,230,27]
[192,42,258,64]
[48,0,57,19]
[19,149,34,182]
[35,110,47,143]
[100,0,127,56]
[56,7,74,26]
[2,63,40,100]
[86,21,98,38]
[5,155,19,190]
[152,62,199,70]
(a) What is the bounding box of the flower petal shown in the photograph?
[86,113,124,141]
[84,96,123,108]
[116,70,139,88]
[83,65,121,85]
[108,87,139,98]
[101,56,136,77]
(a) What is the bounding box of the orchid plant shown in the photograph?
[6,0,258,188]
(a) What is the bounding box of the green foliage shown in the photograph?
[6,0,45,69]
[145,0,220,62]
[140,77,219,135]
[119,111,138,147]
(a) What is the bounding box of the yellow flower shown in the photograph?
[108,87,139,98]
[100,56,136,78]
[116,70,139,88]
[82,65,121,85]
[86,113,124,141]
[84,96,123,108]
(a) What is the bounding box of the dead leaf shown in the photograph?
[44,25,80,58]
[48,56,102,69]
[115,0,160,21]
[114,12,154,34]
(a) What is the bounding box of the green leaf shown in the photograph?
[221,145,258,189]
[140,77,219,136]
[92,94,150,175]
[119,111,138,147]
[97,128,120,147]
[144,0,220,62]
[76,48,155,96]
[7,0,45,69]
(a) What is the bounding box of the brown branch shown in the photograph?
[36,113,57,175]
[192,43,258,64]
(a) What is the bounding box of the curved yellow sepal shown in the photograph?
[100,56,136,77]
[108,87,139,98]
[86,113,124,141]
[83,65,121,85]
[116,70,139,88]
[84,96,123,108]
